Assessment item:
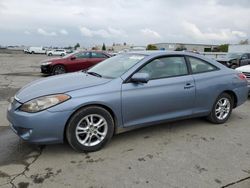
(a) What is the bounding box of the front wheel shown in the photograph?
[66,106,114,152]
[52,65,66,75]
[207,93,233,124]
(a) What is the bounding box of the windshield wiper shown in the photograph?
[86,71,102,77]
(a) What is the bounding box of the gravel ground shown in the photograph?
[0,53,250,188]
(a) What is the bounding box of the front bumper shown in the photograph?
[41,65,52,74]
[7,99,73,144]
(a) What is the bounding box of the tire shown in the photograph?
[61,53,65,56]
[207,93,233,124]
[52,65,66,75]
[48,53,52,56]
[66,106,114,152]
[31,51,34,54]
[230,64,238,69]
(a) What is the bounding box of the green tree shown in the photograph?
[92,46,98,50]
[102,43,106,51]
[217,44,229,52]
[146,44,158,50]
[74,43,80,50]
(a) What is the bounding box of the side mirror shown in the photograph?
[130,73,150,83]
[70,56,76,60]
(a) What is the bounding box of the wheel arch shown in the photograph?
[63,103,117,142]
[222,90,238,108]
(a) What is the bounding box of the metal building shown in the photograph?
[153,43,219,52]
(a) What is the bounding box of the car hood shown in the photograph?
[40,57,62,63]
[15,72,111,103]
[236,65,250,72]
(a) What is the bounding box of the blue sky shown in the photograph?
[0,0,249,47]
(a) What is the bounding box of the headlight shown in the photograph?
[42,61,52,66]
[19,94,70,113]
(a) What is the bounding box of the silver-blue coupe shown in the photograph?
[7,51,248,152]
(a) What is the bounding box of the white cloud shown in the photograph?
[108,27,127,37]
[182,21,247,41]
[37,28,57,36]
[24,30,31,35]
[80,26,93,37]
[80,26,110,38]
[80,26,126,38]
[141,28,161,38]
[232,30,247,38]
[94,29,111,38]
[59,29,68,35]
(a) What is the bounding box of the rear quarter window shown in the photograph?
[188,57,218,74]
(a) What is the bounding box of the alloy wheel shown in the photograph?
[75,114,108,147]
[53,66,65,75]
[215,97,230,120]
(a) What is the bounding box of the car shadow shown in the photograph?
[0,114,241,165]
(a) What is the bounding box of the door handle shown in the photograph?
[184,83,194,89]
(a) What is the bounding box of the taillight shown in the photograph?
[237,73,247,80]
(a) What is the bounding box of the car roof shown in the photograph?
[76,50,111,56]
[125,50,228,70]
[127,50,201,57]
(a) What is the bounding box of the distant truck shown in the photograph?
[28,47,46,54]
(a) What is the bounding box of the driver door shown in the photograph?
[121,56,195,127]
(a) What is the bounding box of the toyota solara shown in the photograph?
[7,51,248,152]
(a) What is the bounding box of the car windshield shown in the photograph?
[87,54,146,78]
[226,53,242,59]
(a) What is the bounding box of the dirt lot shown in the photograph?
[0,53,250,188]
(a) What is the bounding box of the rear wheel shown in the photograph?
[52,65,66,75]
[207,93,233,124]
[66,106,114,152]
[48,53,52,56]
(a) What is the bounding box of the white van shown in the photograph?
[28,47,46,54]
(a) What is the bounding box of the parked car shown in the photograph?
[65,49,74,54]
[46,49,67,56]
[7,51,248,152]
[236,65,250,93]
[23,48,29,54]
[28,47,46,54]
[216,52,250,69]
[41,51,111,75]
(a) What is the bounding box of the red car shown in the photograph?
[41,51,111,75]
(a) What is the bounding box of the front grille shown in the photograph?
[242,72,250,79]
